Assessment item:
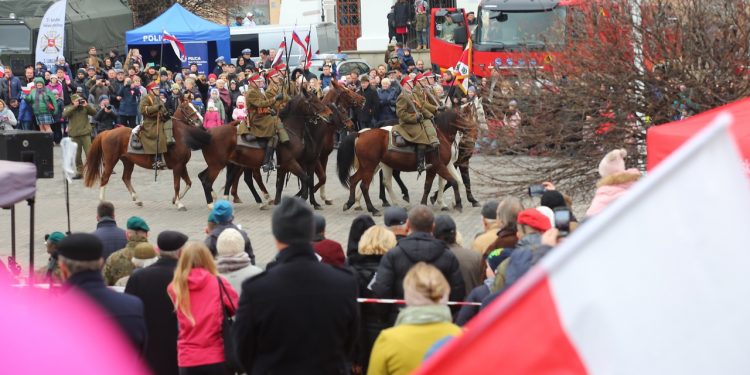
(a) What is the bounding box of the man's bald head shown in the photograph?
[407,205,435,233]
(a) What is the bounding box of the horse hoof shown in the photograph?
[430,196,438,205]
[354,206,363,211]
[135,201,143,207]
[441,206,450,211]
[259,204,270,211]
[313,205,323,211]
[403,195,410,203]
[233,197,243,204]
[211,191,217,201]
[454,205,463,213]
[371,210,382,217]
[343,202,353,211]
[207,203,214,210]
[325,200,333,205]
[177,205,187,212]
[382,201,391,207]
[472,201,481,208]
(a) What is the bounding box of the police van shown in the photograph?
[229,23,339,67]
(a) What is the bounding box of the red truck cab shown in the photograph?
[430,0,582,77]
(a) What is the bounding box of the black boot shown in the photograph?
[416,145,427,173]
[153,154,167,170]
[262,144,276,172]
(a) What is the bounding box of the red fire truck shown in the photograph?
[430,0,583,77]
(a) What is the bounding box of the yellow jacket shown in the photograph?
[367,322,461,375]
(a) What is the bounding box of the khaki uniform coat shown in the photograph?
[63,95,96,137]
[239,86,279,138]
[394,90,437,145]
[102,236,148,286]
[138,93,168,154]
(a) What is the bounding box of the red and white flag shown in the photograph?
[416,112,750,374]
[271,40,286,67]
[292,30,312,66]
[163,30,187,62]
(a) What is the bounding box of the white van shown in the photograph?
[229,23,339,67]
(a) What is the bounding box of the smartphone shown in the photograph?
[554,208,571,237]
[528,184,545,197]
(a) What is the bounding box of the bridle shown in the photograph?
[173,102,203,128]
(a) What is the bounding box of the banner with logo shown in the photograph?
[35,0,67,71]
[183,42,209,75]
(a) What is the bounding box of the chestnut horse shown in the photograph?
[83,101,205,210]
[183,91,333,209]
[337,110,474,215]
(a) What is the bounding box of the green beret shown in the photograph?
[126,216,150,232]
[47,231,66,244]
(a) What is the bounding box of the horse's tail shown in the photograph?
[83,133,105,188]
[182,125,213,151]
[337,132,358,188]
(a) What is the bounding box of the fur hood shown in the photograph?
[596,169,641,188]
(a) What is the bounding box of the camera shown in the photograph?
[78,99,86,105]
[553,207,571,237]
[105,105,113,110]
[528,184,545,197]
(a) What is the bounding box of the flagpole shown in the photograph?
[155,30,165,182]
[284,34,292,94]
[305,24,312,68]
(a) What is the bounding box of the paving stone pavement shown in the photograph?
[1,146,521,272]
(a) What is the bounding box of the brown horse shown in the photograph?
[182,91,333,209]
[83,100,205,210]
[337,110,474,215]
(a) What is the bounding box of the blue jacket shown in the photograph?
[376,87,398,122]
[17,95,34,122]
[66,270,147,353]
[320,73,335,90]
[92,217,128,260]
[455,280,492,326]
[117,84,141,116]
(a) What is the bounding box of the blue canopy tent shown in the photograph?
[125,4,230,75]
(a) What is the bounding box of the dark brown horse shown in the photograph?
[183,91,333,209]
[83,101,205,210]
[337,110,474,215]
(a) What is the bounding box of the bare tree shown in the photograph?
[476,0,750,199]
[129,0,239,26]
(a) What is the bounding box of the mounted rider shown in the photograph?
[265,65,290,113]
[238,72,289,172]
[137,80,173,169]
[394,75,440,172]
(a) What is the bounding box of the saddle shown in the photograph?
[237,133,268,150]
[127,133,147,155]
[382,126,416,154]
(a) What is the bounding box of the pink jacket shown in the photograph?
[168,268,239,367]
[232,106,247,121]
[585,171,640,217]
[203,110,223,129]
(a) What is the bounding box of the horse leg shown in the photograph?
[393,170,410,203]
[435,165,463,212]
[241,167,262,204]
[198,167,222,209]
[251,168,272,209]
[172,167,187,211]
[438,162,462,210]
[307,169,322,210]
[344,166,364,211]
[421,169,437,206]
[314,161,333,205]
[121,160,142,207]
[359,170,380,216]
[378,170,390,207]
[460,164,480,207]
[274,167,287,205]
[178,168,192,200]
[382,165,409,207]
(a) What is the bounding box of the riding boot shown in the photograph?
[153,154,167,170]
[277,125,290,144]
[164,119,175,146]
[262,138,277,172]
[416,145,427,173]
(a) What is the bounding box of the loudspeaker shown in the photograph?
[0,130,54,178]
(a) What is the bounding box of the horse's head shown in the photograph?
[327,102,354,130]
[282,93,332,127]
[173,99,203,128]
[301,86,333,122]
[340,84,365,109]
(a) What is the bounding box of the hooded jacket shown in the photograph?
[0,103,18,130]
[167,268,238,368]
[586,171,641,217]
[371,231,465,304]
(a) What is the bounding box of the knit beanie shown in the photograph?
[272,196,314,245]
[211,200,233,224]
[217,228,245,257]
[133,242,157,260]
[598,149,627,178]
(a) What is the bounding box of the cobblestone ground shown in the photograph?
[1,147,541,272]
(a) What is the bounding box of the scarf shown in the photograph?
[395,305,453,326]
[216,252,252,273]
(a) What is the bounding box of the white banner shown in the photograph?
[35,0,67,71]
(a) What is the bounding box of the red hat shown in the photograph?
[249,73,264,83]
[400,76,413,86]
[267,66,282,77]
[275,63,287,71]
[517,208,552,232]
[146,80,159,92]
[416,72,428,81]
[208,73,217,80]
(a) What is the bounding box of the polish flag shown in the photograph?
[416,112,750,374]
[163,30,187,62]
[271,40,286,67]
[292,30,312,66]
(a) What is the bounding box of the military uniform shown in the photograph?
[393,89,439,146]
[238,84,289,142]
[138,92,168,155]
[102,235,148,286]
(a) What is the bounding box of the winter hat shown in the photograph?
[171,83,181,91]
[598,149,627,178]
[126,216,150,232]
[210,88,219,97]
[535,206,555,230]
[272,196,314,245]
[157,230,188,252]
[486,248,503,272]
[133,242,157,260]
[236,95,245,105]
[77,68,86,75]
[208,73,217,80]
[541,190,566,210]
[517,208,552,232]
[57,233,103,261]
[481,201,499,219]
[98,94,109,102]
[433,215,457,237]
[46,231,66,245]
[216,228,245,257]
[383,206,408,226]
[207,101,217,110]
[211,200,234,224]
[114,61,123,70]
[174,73,183,81]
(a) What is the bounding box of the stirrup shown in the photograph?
[262,161,275,172]
[152,159,167,170]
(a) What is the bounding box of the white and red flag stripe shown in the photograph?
[416,112,750,374]
[271,40,286,67]
[163,30,186,62]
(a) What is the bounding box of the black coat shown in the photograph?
[393,1,414,28]
[348,254,390,372]
[371,232,465,302]
[92,218,127,261]
[125,258,179,375]
[66,270,147,352]
[356,85,380,127]
[232,244,360,375]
